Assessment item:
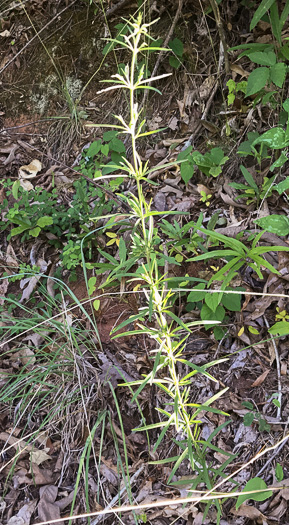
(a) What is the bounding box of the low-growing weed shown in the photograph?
[178,146,229,184]
[0,178,115,276]
[76,131,127,182]
[242,401,271,432]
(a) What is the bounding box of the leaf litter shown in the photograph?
[1,1,289,524]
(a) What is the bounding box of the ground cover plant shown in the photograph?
[1,0,289,524]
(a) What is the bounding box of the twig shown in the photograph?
[142,0,183,108]
[255,432,289,477]
[208,0,230,74]
[181,40,225,151]
[90,464,145,525]
[104,0,131,18]
[0,1,77,76]
[264,315,282,420]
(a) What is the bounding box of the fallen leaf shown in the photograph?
[231,63,249,78]
[30,449,51,465]
[232,503,265,520]
[0,278,8,305]
[0,368,13,387]
[20,258,48,303]
[197,184,211,196]
[30,463,54,485]
[7,500,37,525]
[19,179,34,191]
[0,432,33,455]
[154,191,166,211]
[251,369,270,387]
[38,485,64,525]
[19,159,42,179]
[168,116,179,130]
[99,464,118,485]
[12,347,36,366]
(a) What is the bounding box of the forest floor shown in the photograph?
[1,1,289,524]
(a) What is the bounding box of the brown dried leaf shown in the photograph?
[38,485,63,525]
[232,503,265,520]
[19,258,48,303]
[0,432,33,455]
[13,347,36,366]
[199,76,215,99]
[30,449,51,466]
[231,63,249,78]
[0,277,8,305]
[0,368,13,387]
[30,463,54,485]
[251,369,270,387]
[7,500,37,525]
[99,464,118,485]
[19,159,42,179]
[154,191,166,211]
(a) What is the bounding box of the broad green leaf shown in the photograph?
[243,412,254,426]
[242,401,254,410]
[270,151,288,171]
[101,143,110,157]
[269,62,287,88]
[110,137,126,153]
[11,225,30,236]
[209,166,222,177]
[248,51,276,66]
[248,326,259,334]
[187,283,207,302]
[252,127,288,149]
[201,304,225,328]
[181,160,194,184]
[209,147,226,164]
[205,292,220,313]
[93,300,100,311]
[168,38,184,57]
[275,177,289,195]
[29,227,41,237]
[269,321,289,336]
[12,180,20,200]
[240,165,259,193]
[283,98,289,114]
[169,56,182,69]
[246,67,270,97]
[275,463,284,482]
[177,146,192,161]
[221,290,242,311]
[88,276,97,296]
[37,216,53,228]
[270,2,281,43]
[250,0,276,30]
[86,140,101,157]
[236,477,272,509]
[118,237,127,262]
[255,215,289,236]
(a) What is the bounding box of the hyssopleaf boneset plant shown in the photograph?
[87,14,234,519]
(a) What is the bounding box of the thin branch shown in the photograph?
[264,315,282,420]
[142,0,183,108]
[208,0,230,73]
[0,1,77,76]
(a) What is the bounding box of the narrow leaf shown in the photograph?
[250,0,276,30]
